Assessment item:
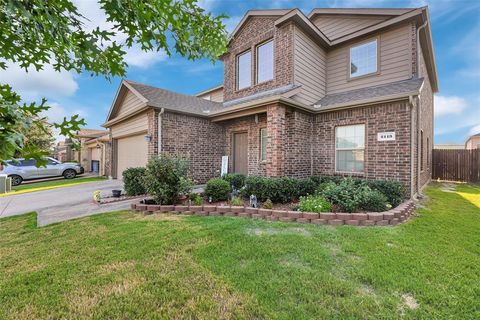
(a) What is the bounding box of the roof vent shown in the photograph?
[313,104,322,109]
[202,109,211,114]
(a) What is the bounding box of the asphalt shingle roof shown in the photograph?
[222,84,300,108]
[126,80,223,116]
[314,78,424,110]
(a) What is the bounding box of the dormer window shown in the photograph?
[256,40,274,83]
[350,39,377,78]
[237,50,251,90]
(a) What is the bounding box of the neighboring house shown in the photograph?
[465,133,480,150]
[74,129,111,176]
[103,7,437,197]
[52,139,75,162]
[434,144,464,150]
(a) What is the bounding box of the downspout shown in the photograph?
[409,95,416,198]
[415,21,427,195]
[416,20,428,77]
[158,108,164,155]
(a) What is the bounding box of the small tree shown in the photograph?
[143,153,192,205]
[0,0,228,165]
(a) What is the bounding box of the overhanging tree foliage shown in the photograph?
[0,0,228,165]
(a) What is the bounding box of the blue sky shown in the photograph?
[1,0,479,144]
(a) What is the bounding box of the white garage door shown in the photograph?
[117,134,148,178]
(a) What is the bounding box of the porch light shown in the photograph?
[144,134,152,142]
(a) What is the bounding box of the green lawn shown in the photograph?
[0,183,479,319]
[7,176,107,194]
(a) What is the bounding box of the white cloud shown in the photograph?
[469,124,480,136]
[434,95,468,117]
[434,95,480,136]
[0,62,78,101]
[72,0,167,69]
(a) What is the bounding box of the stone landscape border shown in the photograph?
[130,200,415,226]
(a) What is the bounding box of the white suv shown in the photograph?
[0,157,84,186]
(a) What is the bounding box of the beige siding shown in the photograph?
[198,87,224,102]
[116,134,148,178]
[293,26,327,105]
[113,90,144,118]
[90,147,101,161]
[311,15,390,40]
[326,23,413,95]
[110,111,148,138]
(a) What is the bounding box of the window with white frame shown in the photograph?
[237,50,251,90]
[350,40,377,78]
[335,124,365,173]
[260,128,267,161]
[256,40,274,83]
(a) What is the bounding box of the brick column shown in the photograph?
[266,103,286,177]
[147,109,159,160]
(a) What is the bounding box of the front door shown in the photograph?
[233,132,248,175]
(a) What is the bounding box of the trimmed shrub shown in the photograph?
[297,177,318,196]
[365,180,405,207]
[242,176,299,203]
[222,173,246,190]
[357,189,389,212]
[298,194,333,213]
[205,178,231,202]
[144,153,192,205]
[122,167,146,196]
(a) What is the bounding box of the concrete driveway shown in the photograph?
[0,179,136,226]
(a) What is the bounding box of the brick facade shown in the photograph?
[223,17,295,102]
[313,101,413,194]
[223,114,267,176]
[161,112,225,184]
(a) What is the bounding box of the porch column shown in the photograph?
[266,103,286,177]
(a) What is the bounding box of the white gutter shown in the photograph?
[158,108,164,154]
[409,95,416,198]
[416,21,427,195]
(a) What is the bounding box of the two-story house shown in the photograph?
[103,7,437,197]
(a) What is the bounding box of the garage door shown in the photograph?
[116,134,148,178]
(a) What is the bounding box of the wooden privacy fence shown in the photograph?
[432,149,480,182]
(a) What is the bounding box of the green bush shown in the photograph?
[143,153,192,205]
[365,180,405,207]
[357,189,389,212]
[122,167,146,196]
[230,197,243,206]
[297,177,318,196]
[222,173,246,190]
[261,198,273,209]
[298,194,333,213]
[322,178,363,212]
[205,178,231,202]
[242,176,299,203]
[188,192,203,206]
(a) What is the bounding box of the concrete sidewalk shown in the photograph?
[37,199,137,226]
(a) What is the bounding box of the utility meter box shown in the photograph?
[0,174,7,194]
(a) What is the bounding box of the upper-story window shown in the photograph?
[256,40,274,83]
[350,40,377,78]
[237,50,251,90]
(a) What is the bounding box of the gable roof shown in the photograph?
[104,80,223,126]
[229,9,291,41]
[126,80,223,115]
[76,129,109,138]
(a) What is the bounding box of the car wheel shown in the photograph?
[63,169,76,179]
[9,175,23,186]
